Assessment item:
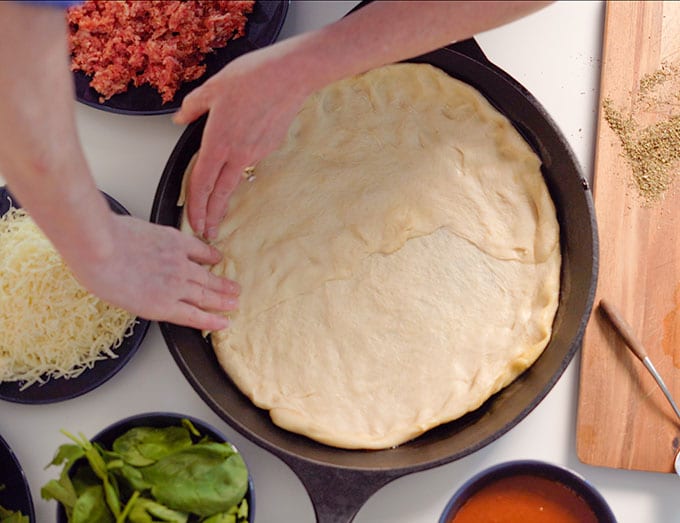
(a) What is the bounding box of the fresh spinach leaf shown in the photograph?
[140,442,248,516]
[71,485,114,523]
[71,462,101,496]
[201,513,237,523]
[56,431,122,519]
[42,442,85,518]
[43,420,249,522]
[0,504,29,523]
[41,476,78,512]
[201,499,249,523]
[113,462,151,493]
[47,443,85,469]
[181,419,201,438]
[113,426,193,467]
[235,499,248,522]
[127,497,188,523]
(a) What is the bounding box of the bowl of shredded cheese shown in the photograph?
[0,186,150,404]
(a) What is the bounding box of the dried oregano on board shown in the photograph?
[603,61,680,204]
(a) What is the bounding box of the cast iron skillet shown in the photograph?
[151,38,598,523]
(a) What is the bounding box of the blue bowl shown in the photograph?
[55,411,255,522]
[439,460,616,522]
[0,433,35,522]
[73,1,289,115]
[0,185,150,404]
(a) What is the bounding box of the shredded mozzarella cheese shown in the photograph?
[0,207,135,390]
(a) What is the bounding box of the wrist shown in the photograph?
[7,169,116,271]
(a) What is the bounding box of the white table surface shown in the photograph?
[2,1,678,522]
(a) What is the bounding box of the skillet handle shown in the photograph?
[280,454,402,523]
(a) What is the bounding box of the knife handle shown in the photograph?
[599,299,648,362]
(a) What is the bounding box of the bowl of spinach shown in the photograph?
[42,412,253,523]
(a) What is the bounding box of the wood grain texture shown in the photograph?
[576,1,680,473]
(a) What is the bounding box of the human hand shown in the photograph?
[70,213,239,331]
[173,45,311,240]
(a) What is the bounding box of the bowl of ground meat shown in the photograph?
[68,0,289,115]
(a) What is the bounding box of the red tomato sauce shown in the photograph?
[449,474,598,523]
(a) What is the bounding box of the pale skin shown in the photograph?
[0,3,237,331]
[0,0,550,329]
[175,0,552,240]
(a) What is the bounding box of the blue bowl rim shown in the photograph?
[54,411,255,522]
[438,459,616,522]
[0,432,36,522]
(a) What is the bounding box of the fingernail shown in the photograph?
[206,226,218,240]
[226,297,239,308]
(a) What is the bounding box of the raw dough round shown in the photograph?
[190,63,560,449]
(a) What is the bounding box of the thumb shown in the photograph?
[173,86,209,125]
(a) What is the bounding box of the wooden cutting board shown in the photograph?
[576,1,680,473]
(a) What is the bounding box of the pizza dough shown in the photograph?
[184,63,561,449]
